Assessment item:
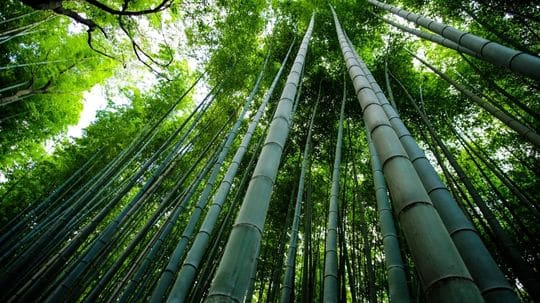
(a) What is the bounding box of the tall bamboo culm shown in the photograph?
[408,51,540,149]
[280,101,318,303]
[166,39,296,303]
[380,70,518,302]
[332,8,484,303]
[366,126,411,303]
[204,14,315,303]
[322,75,346,303]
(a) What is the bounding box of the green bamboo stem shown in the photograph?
[374,13,479,58]
[414,100,540,302]
[323,66,346,303]
[332,8,484,303]
[409,51,540,149]
[204,15,315,303]
[165,40,295,303]
[149,50,271,303]
[366,125,411,303]
[387,71,517,302]
[368,0,540,80]
[280,101,318,303]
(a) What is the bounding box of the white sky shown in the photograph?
[66,85,108,138]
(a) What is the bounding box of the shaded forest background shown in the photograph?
[0,0,539,302]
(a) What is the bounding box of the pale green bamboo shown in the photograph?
[366,125,411,303]
[323,78,346,303]
[204,15,315,303]
[368,0,540,80]
[332,8,484,302]
[280,101,318,303]
[165,40,296,303]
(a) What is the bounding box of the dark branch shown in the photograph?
[52,6,107,37]
[84,0,172,16]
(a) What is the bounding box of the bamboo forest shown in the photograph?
[1,0,539,302]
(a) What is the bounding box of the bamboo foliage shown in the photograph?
[332,8,484,303]
[204,14,315,303]
[368,0,540,80]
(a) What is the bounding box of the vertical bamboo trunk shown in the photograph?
[366,126,411,303]
[332,8,484,303]
[42,90,221,303]
[280,101,318,303]
[412,101,540,302]
[386,71,518,302]
[458,54,540,121]
[367,0,540,80]
[204,15,315,303]
[3,85,215,302]
[383,54,398,111]
[323,70,346,303]
[81,122,226,302]
[457,127,540,217]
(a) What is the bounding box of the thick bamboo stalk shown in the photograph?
[204,15,315,303]
[374,13,479,58]
[366,126,411,303]
[332,8,484,303]
[385,71,518,302]
[414,101,540,302]
[368,0,540,80]
[149,51,270,303]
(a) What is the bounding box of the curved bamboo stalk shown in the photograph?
[368,0,540,80]
[204,14,315,303]
[332,8,484,303]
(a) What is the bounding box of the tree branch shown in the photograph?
[84,0,172,16]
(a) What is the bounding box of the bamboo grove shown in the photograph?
[0,0,539,302]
